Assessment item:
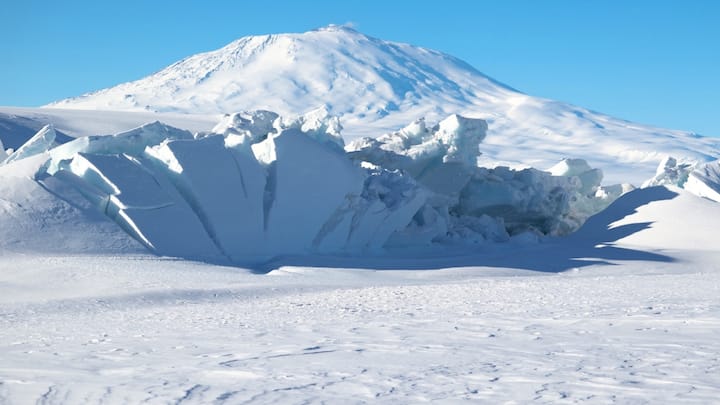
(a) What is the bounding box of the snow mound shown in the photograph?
[574,185,720,251]
[1,111,637,262]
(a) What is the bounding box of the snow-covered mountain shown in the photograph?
[3,26,720,403]
[45,25,720,184]
[48,25,510,126]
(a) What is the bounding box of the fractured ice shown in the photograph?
[2,110,639,263]
[644,156,720,202]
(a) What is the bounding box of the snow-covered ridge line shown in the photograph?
[1,109,652,263]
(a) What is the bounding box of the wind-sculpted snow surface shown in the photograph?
[0,110,630,262]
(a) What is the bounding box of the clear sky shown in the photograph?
[2,0,718,136]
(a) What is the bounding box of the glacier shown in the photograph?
[0,109,636,263]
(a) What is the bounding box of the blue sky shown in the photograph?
[2,0,718,136]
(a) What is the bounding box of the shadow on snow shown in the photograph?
[255,187,678,274]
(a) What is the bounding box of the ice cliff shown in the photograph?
[3,110,632,263]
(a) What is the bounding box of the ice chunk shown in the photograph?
[211,110,280,148]
[441,214,510,245]
[595,183,635,200]
[348,116,614,238]
[434,114,487,166]
[0,137,7,161]
[47,121,193,174]
[348,114,487,169]
[641,156,720,202]
[3,125,58,165]
[685,160,720,202]
[642,156,695,188]
[548,158,603,195]
[455,166,609,236]
[56,152,222,260]
[341,168,428,251]
[347,114,487,192]
[145,135,266,261]
[11,111,643,261]
[548,158,593,177]
[262,128,365,254]
[281,106,345,150]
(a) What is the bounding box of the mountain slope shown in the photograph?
[48,26,511,120]
[44,25,720,184]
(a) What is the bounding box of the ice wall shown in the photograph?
[145,135,266,261]
[7,110,632,263]
[34,112,429,262]
[348,117,620,238]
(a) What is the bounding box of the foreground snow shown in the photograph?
[1,187,719,403]
[1,254,718,403]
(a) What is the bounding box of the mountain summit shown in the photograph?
[46,25,719,183]
[48,25,514,124]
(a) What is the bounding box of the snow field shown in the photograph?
[0,253,718,403]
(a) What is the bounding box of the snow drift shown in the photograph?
[0,109,636,263]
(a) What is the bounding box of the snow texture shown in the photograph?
[1,184,719,403]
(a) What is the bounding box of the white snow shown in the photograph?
[25,25,715,185]
[1,25,719,404]
[0,184,719,403]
